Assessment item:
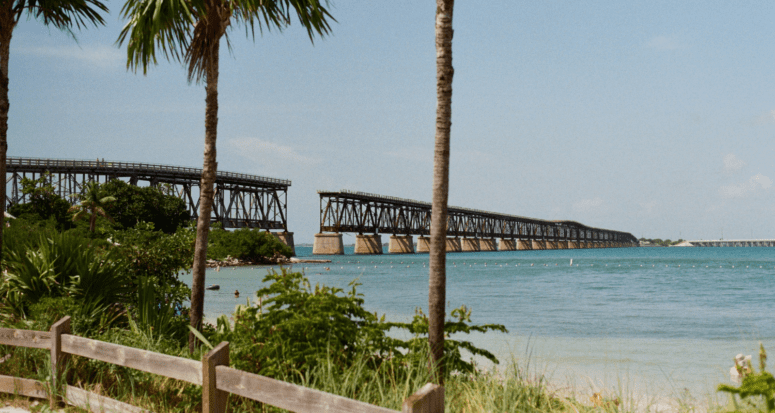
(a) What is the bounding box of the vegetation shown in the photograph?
[207,226,292,263]
[0,0,108,272]
[69,181,117,233]
[101,180,191,234]
[7,174,75,231]
[638,238,685,247]
[116,0,335,353]
[718,344,775,413]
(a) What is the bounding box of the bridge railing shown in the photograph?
[8,157,291,186]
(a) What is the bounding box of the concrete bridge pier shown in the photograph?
[354,234,383,254]
[480,238,497,251]
[556,240,567,249]
[272,232,295,256]
[446,238,462,252]
[532,240,546,250]
[498,239,516,251]
[388,235,414,254]
[313,233,344,255]
[462,238,480,252]
[545,240,557,249]
[517,239,533,250]
[416,236,430,253]
[567,241,579,249]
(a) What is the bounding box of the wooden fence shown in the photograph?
[0,317,444,413]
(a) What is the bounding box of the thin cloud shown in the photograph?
[645,35,683,51]
[719,173,772,199]
[14,43,122,69]
[722,153,746,173]
[227,138,321,165]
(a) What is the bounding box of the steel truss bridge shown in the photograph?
[318,190,638,244]
[6,157,290,230]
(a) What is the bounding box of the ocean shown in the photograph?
[180,246,775,400]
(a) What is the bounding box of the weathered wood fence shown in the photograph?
[0,317,444,413]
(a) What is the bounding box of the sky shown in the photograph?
[7,1,775,243]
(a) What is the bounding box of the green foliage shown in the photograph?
[207,270,506,381]
[109,223,195,320]
[207,227,292,262]
[718,344,775,413]
[1,232,130,316]
[387,305,508,375]
[102,180,190,233]
[7,173,74,230]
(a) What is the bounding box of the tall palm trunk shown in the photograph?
[428,0,454,386]
[0,6,14,263]
[189,37,220,353]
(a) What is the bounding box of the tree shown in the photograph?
[101,179,190,233]
[429,0,454,386]
[118,0,334,353]
[0,0,107,267]
[69,181,116,233]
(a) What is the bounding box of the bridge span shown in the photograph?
[687,240,775,247]
[314,190,639,255]
[6,157,295,251]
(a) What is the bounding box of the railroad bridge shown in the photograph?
[6,157,295,251]
[314,190,639,254]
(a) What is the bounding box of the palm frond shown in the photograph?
[117,0,196,74]
[13,0,108,36]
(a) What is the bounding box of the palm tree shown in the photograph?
[0,0,107,265]
[69,181,116,232]
[429,0,454,386]
[117,0,334,352]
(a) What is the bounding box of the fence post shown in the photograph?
[50,316,71,409]
[402,383,444,413]
[203,341,229,413]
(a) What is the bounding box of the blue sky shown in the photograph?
[8,1,775,243]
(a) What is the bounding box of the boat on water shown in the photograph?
[206,284,220,290]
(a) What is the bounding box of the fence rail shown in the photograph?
[0,317,444,413]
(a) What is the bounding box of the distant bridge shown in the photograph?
[314,190,638,254]
[687,240,775,247]
[6,158,294,246]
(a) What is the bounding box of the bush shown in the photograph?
[101,180,191,233]
[205,270,506,380]
[207,227,292,262]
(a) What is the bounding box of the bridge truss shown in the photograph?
[6,157,290,230]
[319,190,638,244]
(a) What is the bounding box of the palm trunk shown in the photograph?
[0,6,14,264]
[428,0,454,386]
[189,38,220,353]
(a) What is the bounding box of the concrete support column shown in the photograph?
[545,240,557,249]
[416,236,430,253]
[461,238,480,252]
[446,238,462,252]
[354,234,383,255]
[388,235,414,254]
[480,238,497,251]
[313,233,344,255]
[272,232,295,256]
[532,240,546,250]
[517,239,533,250]
[556,240,567,249]
[498,239,516,251]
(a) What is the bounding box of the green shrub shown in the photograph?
[205,270,505,381]
[207,227,292,262]
[2,232,130,317]
[101,180,191,233]
[718,344,775,413]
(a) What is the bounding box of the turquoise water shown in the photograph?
[181,246,775,398]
